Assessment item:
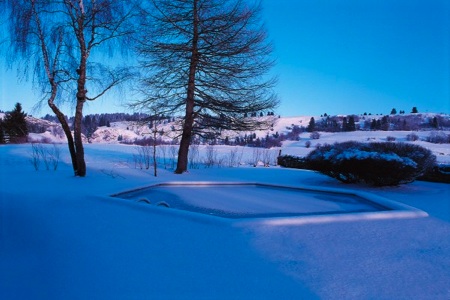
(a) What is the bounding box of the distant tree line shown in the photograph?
[41,112,174,140]
[275,113,450,143]
[362,114,449,131]
[305,115,358,133]
[43,112,152,125]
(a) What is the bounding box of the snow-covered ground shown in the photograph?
[1,142,450,299]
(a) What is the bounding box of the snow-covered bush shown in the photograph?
[386,136,396,142]
[406,132,419,141]
[306,141,436,186]
[310,131,320,139]
[426,131,450,144]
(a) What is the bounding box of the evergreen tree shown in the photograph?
[4,103,28,143]
[0,119,5,144]
[381,115,390,131]
[99,115,107,127]
[342,117,348,131]
[307,117,316,132]
[370,119,377,130]
[431,117,439,129]
[390,108,397,115]
[331,119,339,132]
[411,107,418,113]
[348,116,356,131]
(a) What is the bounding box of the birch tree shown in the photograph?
[3,0,137,176]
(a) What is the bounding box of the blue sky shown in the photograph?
[263,0,449,116]
[1,0,449,117]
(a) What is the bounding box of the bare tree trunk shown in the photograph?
[74,53,88,176]
[175,110,194,174]
[74,99,86,176]
[153,126,157,177]
[47,88,78,175]
[175,0,199,174]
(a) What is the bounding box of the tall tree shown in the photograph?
[431,116,439,129]
[0,119,6,144]
[381,115,390,131]
[342,117,348,132]
[3,103,28,143]
[307,117,315,132]
[347,115,356,131]
[3,0,136,176]
[134,0,277,173]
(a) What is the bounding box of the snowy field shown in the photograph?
[1,140,450,299]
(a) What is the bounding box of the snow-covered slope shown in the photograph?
[19,113,450,164]
[0,144,449,299]
[25,113,450,144]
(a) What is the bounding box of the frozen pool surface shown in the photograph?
[113,183,391,219]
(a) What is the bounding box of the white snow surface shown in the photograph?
[1,143,450,299]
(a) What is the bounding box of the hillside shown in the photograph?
[26,112,450,138]
[23,112,449,141]
[18,113,450,166]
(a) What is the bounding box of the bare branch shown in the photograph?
[135,0,277,173]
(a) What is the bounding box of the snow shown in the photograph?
[331,149,418,167]
[1,140,450,299]
[281,130,450,164]
[115,183,392,219]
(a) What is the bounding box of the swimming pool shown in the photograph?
[112,182,394,219]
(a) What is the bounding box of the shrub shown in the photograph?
[386,136,396,142]
[406,132,419,141]
[306,141,436,186]
[29,143,61,171]
[310,131,320,139]
[277,155,309,169]
[305,140,311,148]
[419,164,450,184]
[426,131,450,144]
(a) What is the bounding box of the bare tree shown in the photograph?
[133,0,278,173]
[2,0,137,176]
